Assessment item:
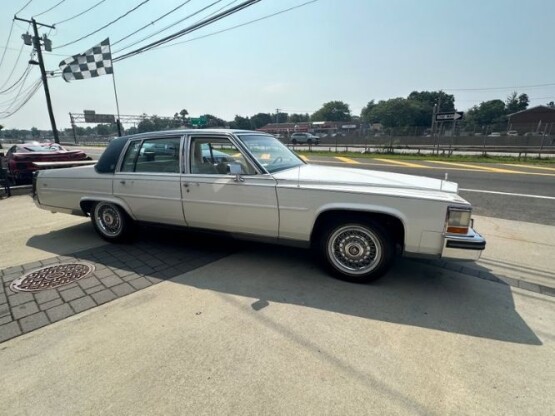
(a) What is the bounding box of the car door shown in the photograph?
[113,135,186,225]
[181,134,279,237]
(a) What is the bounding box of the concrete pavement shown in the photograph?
[0,195,554,415]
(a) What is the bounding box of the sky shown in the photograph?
[1,0,555,130]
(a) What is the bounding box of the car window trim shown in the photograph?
[116,135,184,175]
[184,133,266,176]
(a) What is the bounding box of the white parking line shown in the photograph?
[460,188,555,200]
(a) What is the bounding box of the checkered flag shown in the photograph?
[59,38,113,82]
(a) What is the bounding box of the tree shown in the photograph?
[96,124,112,136]
[311,101,351,122]
[31,127,40,138]
[250,113,273,129]
[505,91,529,114]
[465,99,506,126]
[361,98,429,127]
[548,101,555,108]
[288,113,309,123]
[275,112,288,123]
[360,100,376,123]
[0,124,3,132]
[201,114,226,128]
[230,115,252,130]
[407,90,455,112]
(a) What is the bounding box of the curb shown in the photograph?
[418,258,555,297]
[1,185,32,198]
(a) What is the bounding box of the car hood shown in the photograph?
[272,164,463,200]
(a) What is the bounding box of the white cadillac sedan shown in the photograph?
[33,130,485,283]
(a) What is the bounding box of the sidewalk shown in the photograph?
[426,215,555,296]
[1,195,554,345]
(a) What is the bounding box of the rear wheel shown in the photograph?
[91,202,134,242]
[291,139,298,144]
[319,219,394,283]
[307,138,313,144]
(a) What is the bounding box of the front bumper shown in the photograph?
[442,228,486,261]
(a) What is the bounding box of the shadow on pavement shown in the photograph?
[26,224,542,346]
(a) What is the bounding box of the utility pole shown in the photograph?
[14,16,59,143]
[275,108,281,124]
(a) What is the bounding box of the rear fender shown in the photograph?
[80,196,136,220]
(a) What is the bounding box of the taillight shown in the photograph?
[445,207,472,235]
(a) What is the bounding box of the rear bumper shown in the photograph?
[442,228,486,261]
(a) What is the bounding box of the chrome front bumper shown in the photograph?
[442,228,486,261]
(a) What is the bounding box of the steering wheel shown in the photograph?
[270,156,283,165]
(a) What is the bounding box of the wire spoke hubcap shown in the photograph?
[327,225,382,275]
[95,204,122,236]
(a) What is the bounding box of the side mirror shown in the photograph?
[228,163,244,182]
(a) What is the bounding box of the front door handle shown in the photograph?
[120,180,126,185]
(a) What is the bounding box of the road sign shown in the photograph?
[190,116,207,127]
[436,111,464,122]
[83,110,115,124]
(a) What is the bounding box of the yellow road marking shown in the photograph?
[425,160,521,173]
[232,152,241,157]
[299,155,309,162]
[502,164,555,172]
[335,156,360,164]
[374,158,428,168]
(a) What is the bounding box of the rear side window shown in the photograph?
[121,137,181,173]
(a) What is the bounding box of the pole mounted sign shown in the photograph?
[436,111,464,121]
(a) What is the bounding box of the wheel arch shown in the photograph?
[310,207,406,251]
[80,196,136,220]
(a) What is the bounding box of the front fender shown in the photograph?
[313,202,408,231]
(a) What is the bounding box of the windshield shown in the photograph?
[21,144,65,152]
[237,134,304,173]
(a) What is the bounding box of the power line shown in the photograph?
[33,0,68,18]
[111,0,193,47]
[54,0,152,49]
[0,68,36,110]
[0,43,26,90]
[0,21,16,72]
[160,0,320,50]
[55,0,107,25]
[15,0,34,15]
[444,82,555,92]
[0,74,38,106]
[114,0,261,62]
[0,65,32,95]
[113,0,225,54]
[0,78,43,118]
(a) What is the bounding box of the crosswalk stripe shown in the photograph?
[502,164,555,172]
[374,158,428,168]
[335,156,360,164]
[425,160,520,173]
[299,155,309,162]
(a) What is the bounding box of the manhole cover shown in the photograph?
[10,263,95,292]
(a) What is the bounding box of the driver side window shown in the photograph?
[189,137,256,175]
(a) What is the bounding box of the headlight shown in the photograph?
[445,206,472,235]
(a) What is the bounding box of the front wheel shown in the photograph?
[291,139,298,144]
[319,220,394,283]
[91,202,134,242]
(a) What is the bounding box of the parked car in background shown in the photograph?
[290,132,320,145]
[33,129,485,283]
[506,130,519,136]
[6,142,89,184]
[487,132,501,137]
